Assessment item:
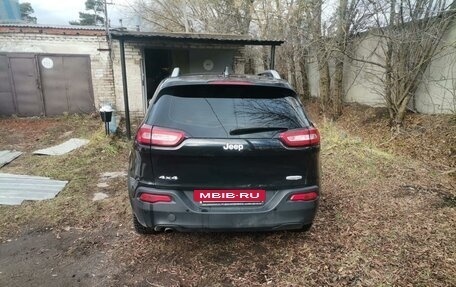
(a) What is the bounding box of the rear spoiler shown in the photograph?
[257,70,281,80]
[170,66,282,80]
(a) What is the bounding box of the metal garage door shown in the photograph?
[0,55,15,115]
[0,54,44,116]
[0,53,95,117]
[10,55,44,116]
[38,55,95,116]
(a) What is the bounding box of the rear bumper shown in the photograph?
[130,184,319,232]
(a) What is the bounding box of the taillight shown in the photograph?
[139,193,172,203]
[151,126,186,147]
[279,127,320,147]
[135,125,186,146]
[290,192,319,202]
[136,124,153,145]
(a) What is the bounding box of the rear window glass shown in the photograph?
[146,85,309,138]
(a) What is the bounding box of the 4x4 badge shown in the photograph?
[286,175,302,180]
[223,143,244,151]
[159,175,178,180]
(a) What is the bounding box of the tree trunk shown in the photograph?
[299,56,310,99]
[293,52,304,96]
[287,59,294,88]
[330,0,349,119]
[332,59,344,119]
[318,56,331,113]
[309,0,331,113]
[385,0,397,126]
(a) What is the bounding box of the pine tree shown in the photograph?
[20,2,37,24]
[69,0,105,26]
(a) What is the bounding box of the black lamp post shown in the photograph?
[100,104,114,135]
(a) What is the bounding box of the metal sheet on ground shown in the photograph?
[33,138,89,156]
[0,173,68,205]
[0,150,23,168]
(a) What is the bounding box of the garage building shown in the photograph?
[0,24,283,120]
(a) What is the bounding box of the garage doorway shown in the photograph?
[144,49,172,102]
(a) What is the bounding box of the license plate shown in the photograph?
[194,189,266,205]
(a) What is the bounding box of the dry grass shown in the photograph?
[0,111,455,286]
[0,116,131,237]
[111,119,456,287]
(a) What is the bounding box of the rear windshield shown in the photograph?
[146,85,310,138]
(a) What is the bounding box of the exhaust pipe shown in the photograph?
[164,227,173,233]
[154,226,162,232]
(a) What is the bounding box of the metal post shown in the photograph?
[103,0,112,56]
[270,45,276,70]
[105,122,110,135]
[119,39,132,139]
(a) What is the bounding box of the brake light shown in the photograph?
[209,80,252,85]
[290,192,318,202]
[136,125,186,146]
[136,124,153,145]
[139,193,172,203]
[279,127,320,147]
[151,126,186,147]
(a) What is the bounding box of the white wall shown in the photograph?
[415,24,456,114]
[307,22,456,114]
[343,34,386,107]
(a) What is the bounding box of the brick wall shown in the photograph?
[0,27,116,110]
[111,40,144,118]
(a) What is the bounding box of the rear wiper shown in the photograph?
[229,127,288,135]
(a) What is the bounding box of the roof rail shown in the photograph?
[258,70,281,80]
[171,67,180,77]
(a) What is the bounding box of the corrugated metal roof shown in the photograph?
[0,23,105,30]
[0,24,283,45]
[0,173,68,205]
[110,30,284,46]
[0,150,22,168]
[33,138,89,156]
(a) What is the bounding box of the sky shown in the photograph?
[23,0,135,27]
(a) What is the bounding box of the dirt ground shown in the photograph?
[0,106,455,287]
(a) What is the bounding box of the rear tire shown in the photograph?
[133,214,157,235]
[301,223,313,232]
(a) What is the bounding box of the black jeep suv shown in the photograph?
[128,69,320,233]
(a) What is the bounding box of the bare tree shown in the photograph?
[305,0,369,119]
[252,1,311,96]
[305,0,331,113]
[331,0,363,119]
[346,0,456,127]
[131,0,255,34]
[130,0,193,32]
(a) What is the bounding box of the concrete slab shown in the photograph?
[33,138,89,156]
[97,182,109,188]
[100,172,127,180]
[92,192,109,201]
[0,173,68,205]
[0,150,23,168]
